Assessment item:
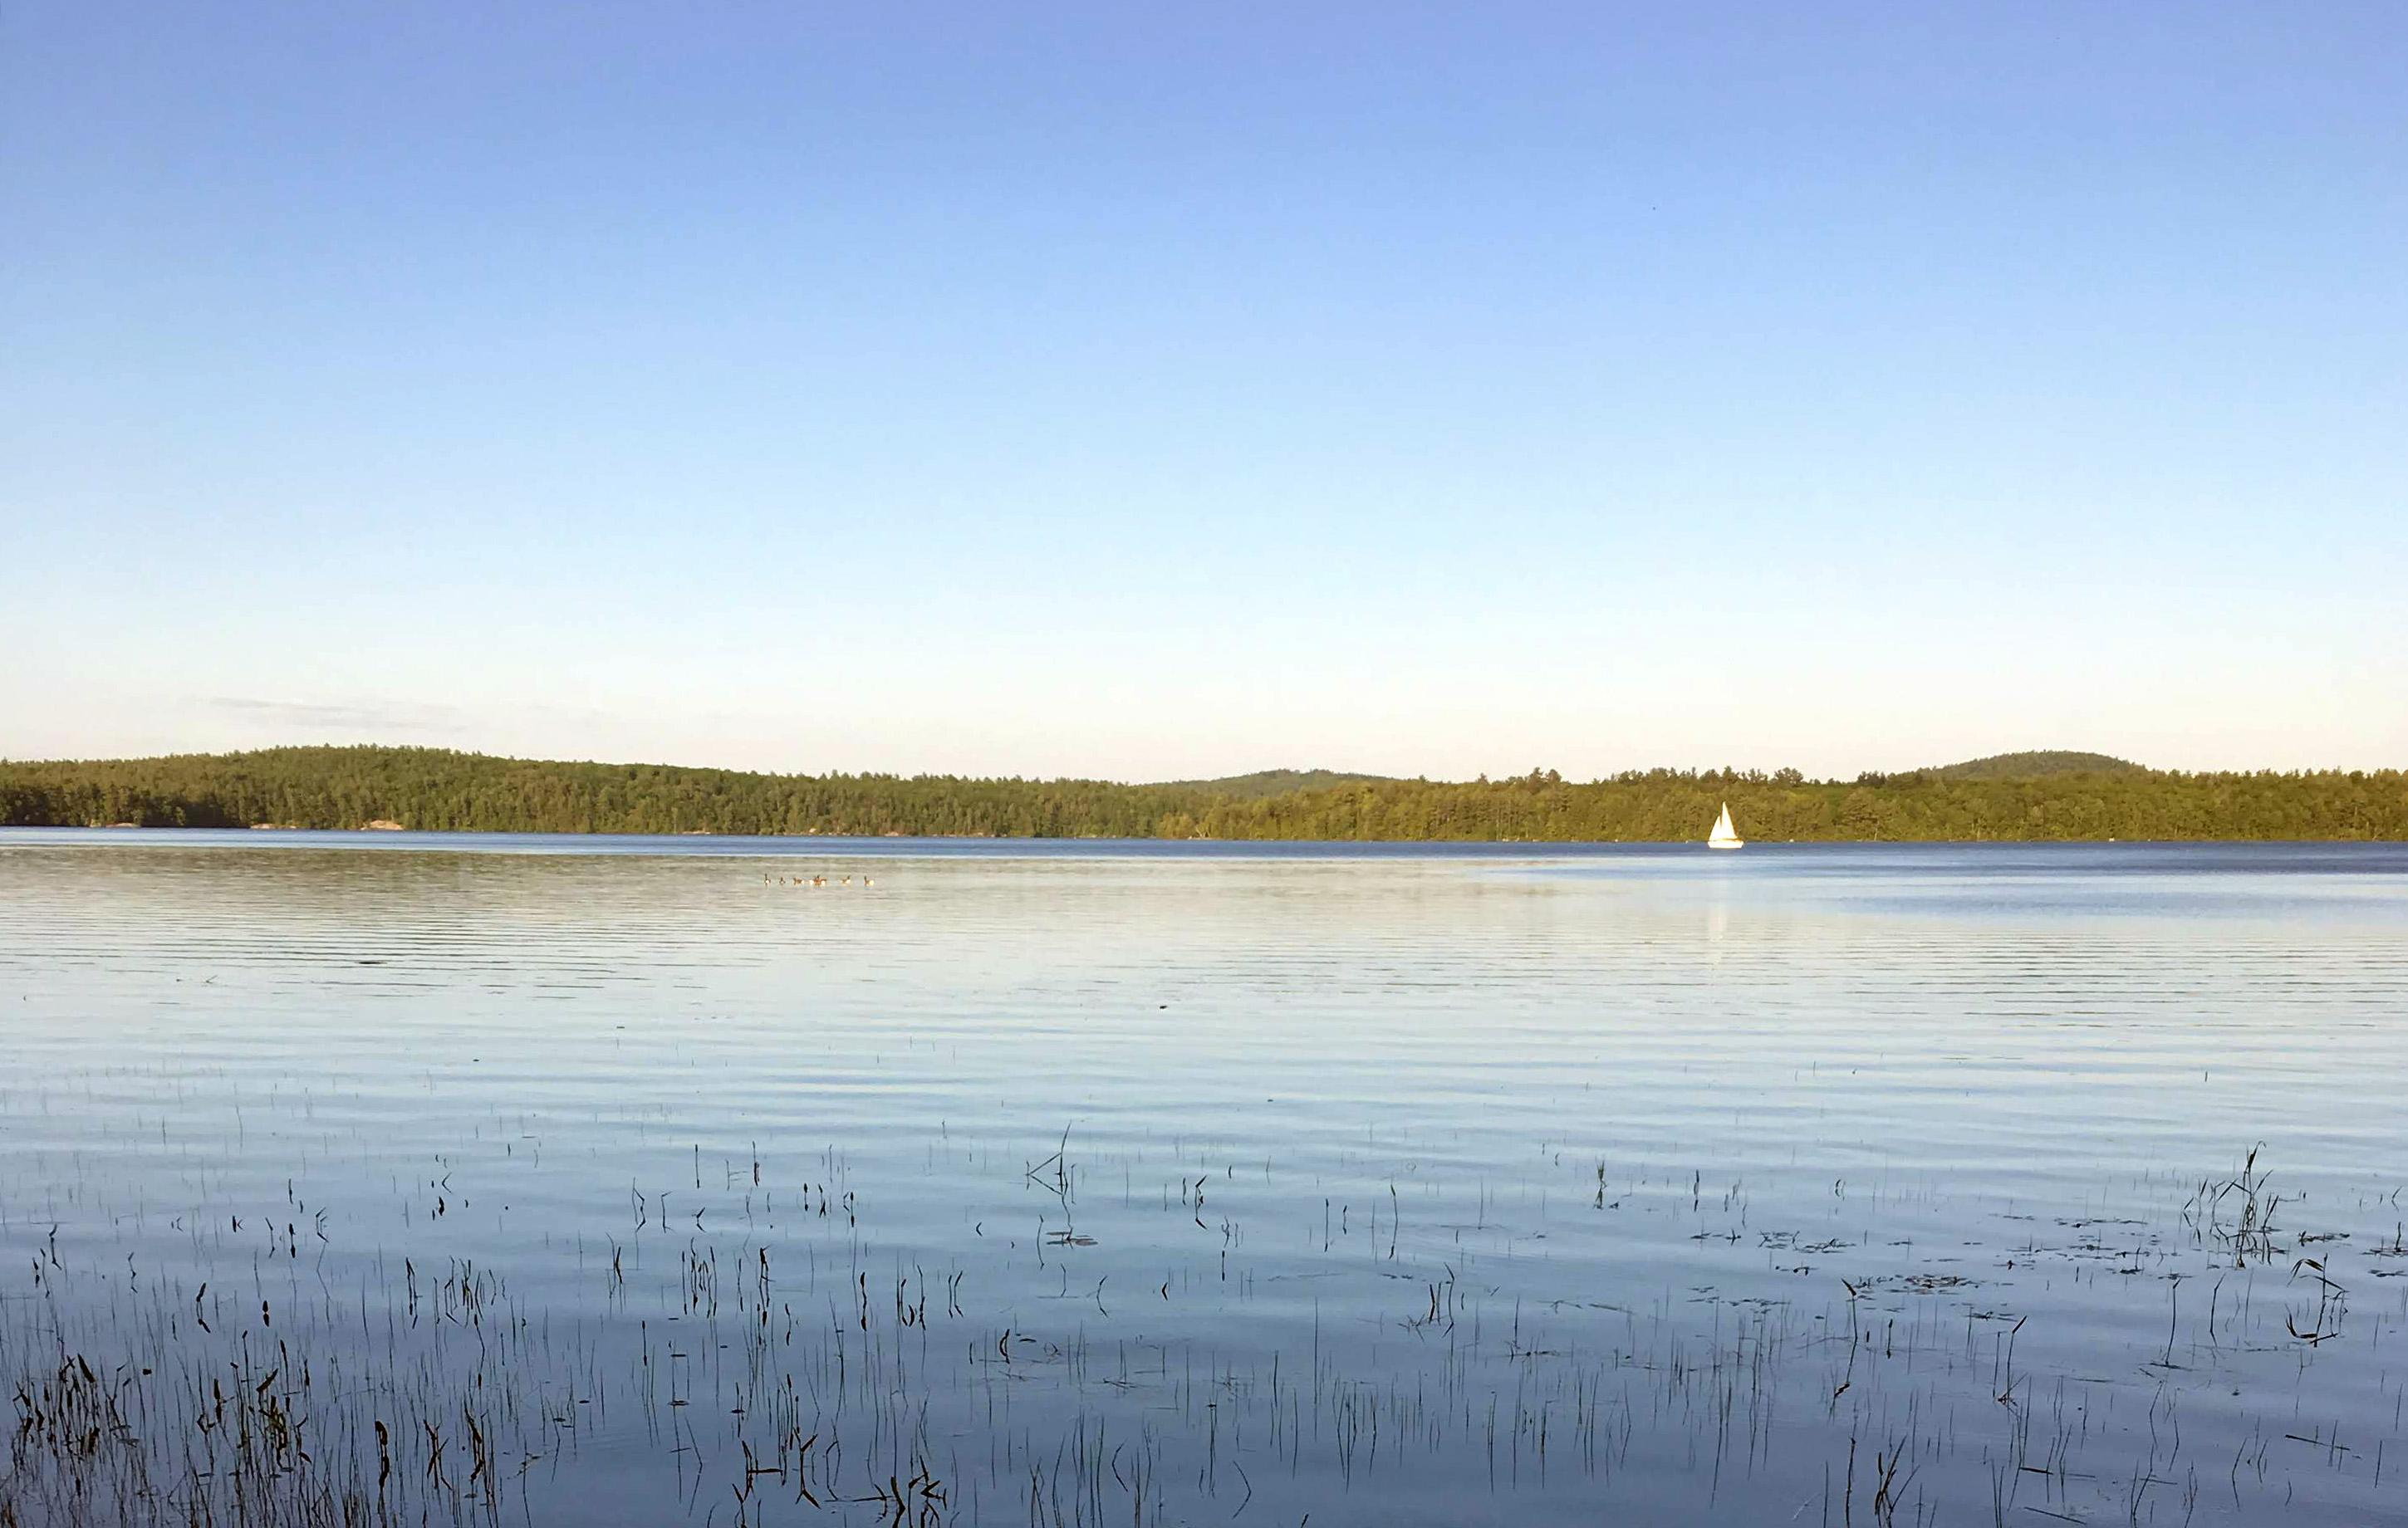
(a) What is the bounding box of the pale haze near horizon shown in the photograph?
[3,3,2401,783]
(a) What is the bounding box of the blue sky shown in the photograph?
[3,2,2401,780]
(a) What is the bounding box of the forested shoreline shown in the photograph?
[1,746,2401,841]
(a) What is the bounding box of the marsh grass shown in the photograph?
[7,1140,2403,1525]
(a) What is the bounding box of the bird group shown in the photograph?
[766,872,871,888]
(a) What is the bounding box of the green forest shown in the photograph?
[1,746,2400,840]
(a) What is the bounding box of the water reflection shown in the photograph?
[2,837,2405,1524]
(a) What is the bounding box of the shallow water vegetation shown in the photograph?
[7,1138,2406,1526]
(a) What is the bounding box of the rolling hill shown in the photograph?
[1925,751,2147,781]
[1148,768,1400,800]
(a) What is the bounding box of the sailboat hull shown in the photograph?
[1707,839,1744,850]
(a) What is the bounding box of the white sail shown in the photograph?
[1707,801,1744,849]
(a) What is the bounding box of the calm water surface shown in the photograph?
[2,832,2406,1525]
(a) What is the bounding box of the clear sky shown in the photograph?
[3,2,2401,781]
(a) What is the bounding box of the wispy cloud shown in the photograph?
[205,696,470,735]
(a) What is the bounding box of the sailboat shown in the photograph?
[1707,801,1744,850]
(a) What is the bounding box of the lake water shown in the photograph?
[3,832,2406,1525]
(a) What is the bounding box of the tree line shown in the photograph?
[1,747,2401,841]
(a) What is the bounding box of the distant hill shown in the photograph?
[1925,751,2147,781]
[7,744,2398,840]
[1148,768,1400,800]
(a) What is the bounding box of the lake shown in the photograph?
[3,832,2406,1525]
